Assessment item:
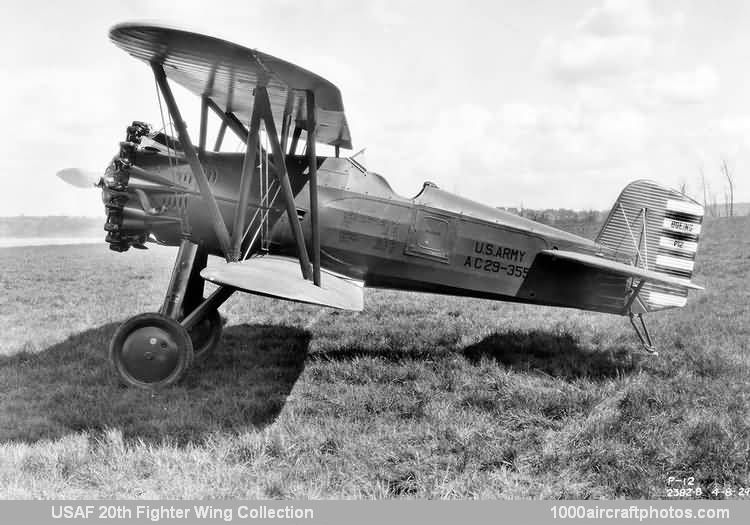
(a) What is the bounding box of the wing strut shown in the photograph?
[205,97,248,141]
[280,91,294,154]
[230,89,262,261]
[306,91,321,286]
[251,86,313,280]
[152,63,313,279]
[198,95,209,154]
[290,126,302,155]
[221,84,313,279]
[151,62,233,261]
[214,121,227,151]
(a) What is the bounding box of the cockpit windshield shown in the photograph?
[349,149,367,172]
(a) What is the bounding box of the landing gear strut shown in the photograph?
[109,239,233,388]
[188,308,222,361]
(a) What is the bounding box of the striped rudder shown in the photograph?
[596,180,703,312]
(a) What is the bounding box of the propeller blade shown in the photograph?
[56,168,101,188]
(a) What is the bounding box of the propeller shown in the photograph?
[56,168,102,189]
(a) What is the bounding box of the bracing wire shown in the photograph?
[619,203,644,268]
[153,77,175,176]
[263,123,270,250]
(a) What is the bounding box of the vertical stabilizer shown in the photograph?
[596,180,703,312]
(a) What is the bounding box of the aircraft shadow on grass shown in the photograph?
[311,329,638,382]
[0,322,310,445]
[461,331,638,381]
[1,323,636,445]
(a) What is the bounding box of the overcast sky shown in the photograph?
[1,0,748,216]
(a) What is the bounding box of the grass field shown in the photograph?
[0,217,748,499]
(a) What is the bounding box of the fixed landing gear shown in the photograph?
[110,312,194,388]
[109,239,234,389]
[188,308,222,360]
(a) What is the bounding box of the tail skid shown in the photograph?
[629,312,657,354]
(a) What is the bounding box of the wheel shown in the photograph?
[187,308,223,361]
[109,312,194,389]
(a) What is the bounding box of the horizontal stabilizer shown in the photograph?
[540,250,703,290]
[201,255,364,311]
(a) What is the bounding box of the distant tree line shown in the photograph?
[0,216,102,238]
[498,207,607,238]
[499,198,748,240]
[500,207,607,225]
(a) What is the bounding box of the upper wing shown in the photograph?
[110,22,352,149]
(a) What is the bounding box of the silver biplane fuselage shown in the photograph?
[112,148,614,312]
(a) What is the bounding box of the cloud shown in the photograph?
[2,1,744,214]
[577,0,673,37]
[540,0,688,84]
[368,0,407,29]
[542,34,652,81]
[714,115,750,154]
[717,115,750,137]
[647,66,720,104]
[376,96,653,208]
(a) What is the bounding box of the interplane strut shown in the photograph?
[151,61,319,283]
[151,62,233,261]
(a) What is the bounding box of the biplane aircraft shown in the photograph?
[58,23,704,389]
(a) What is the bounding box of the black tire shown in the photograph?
[188,308,223,361]
[109,312,194,389]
